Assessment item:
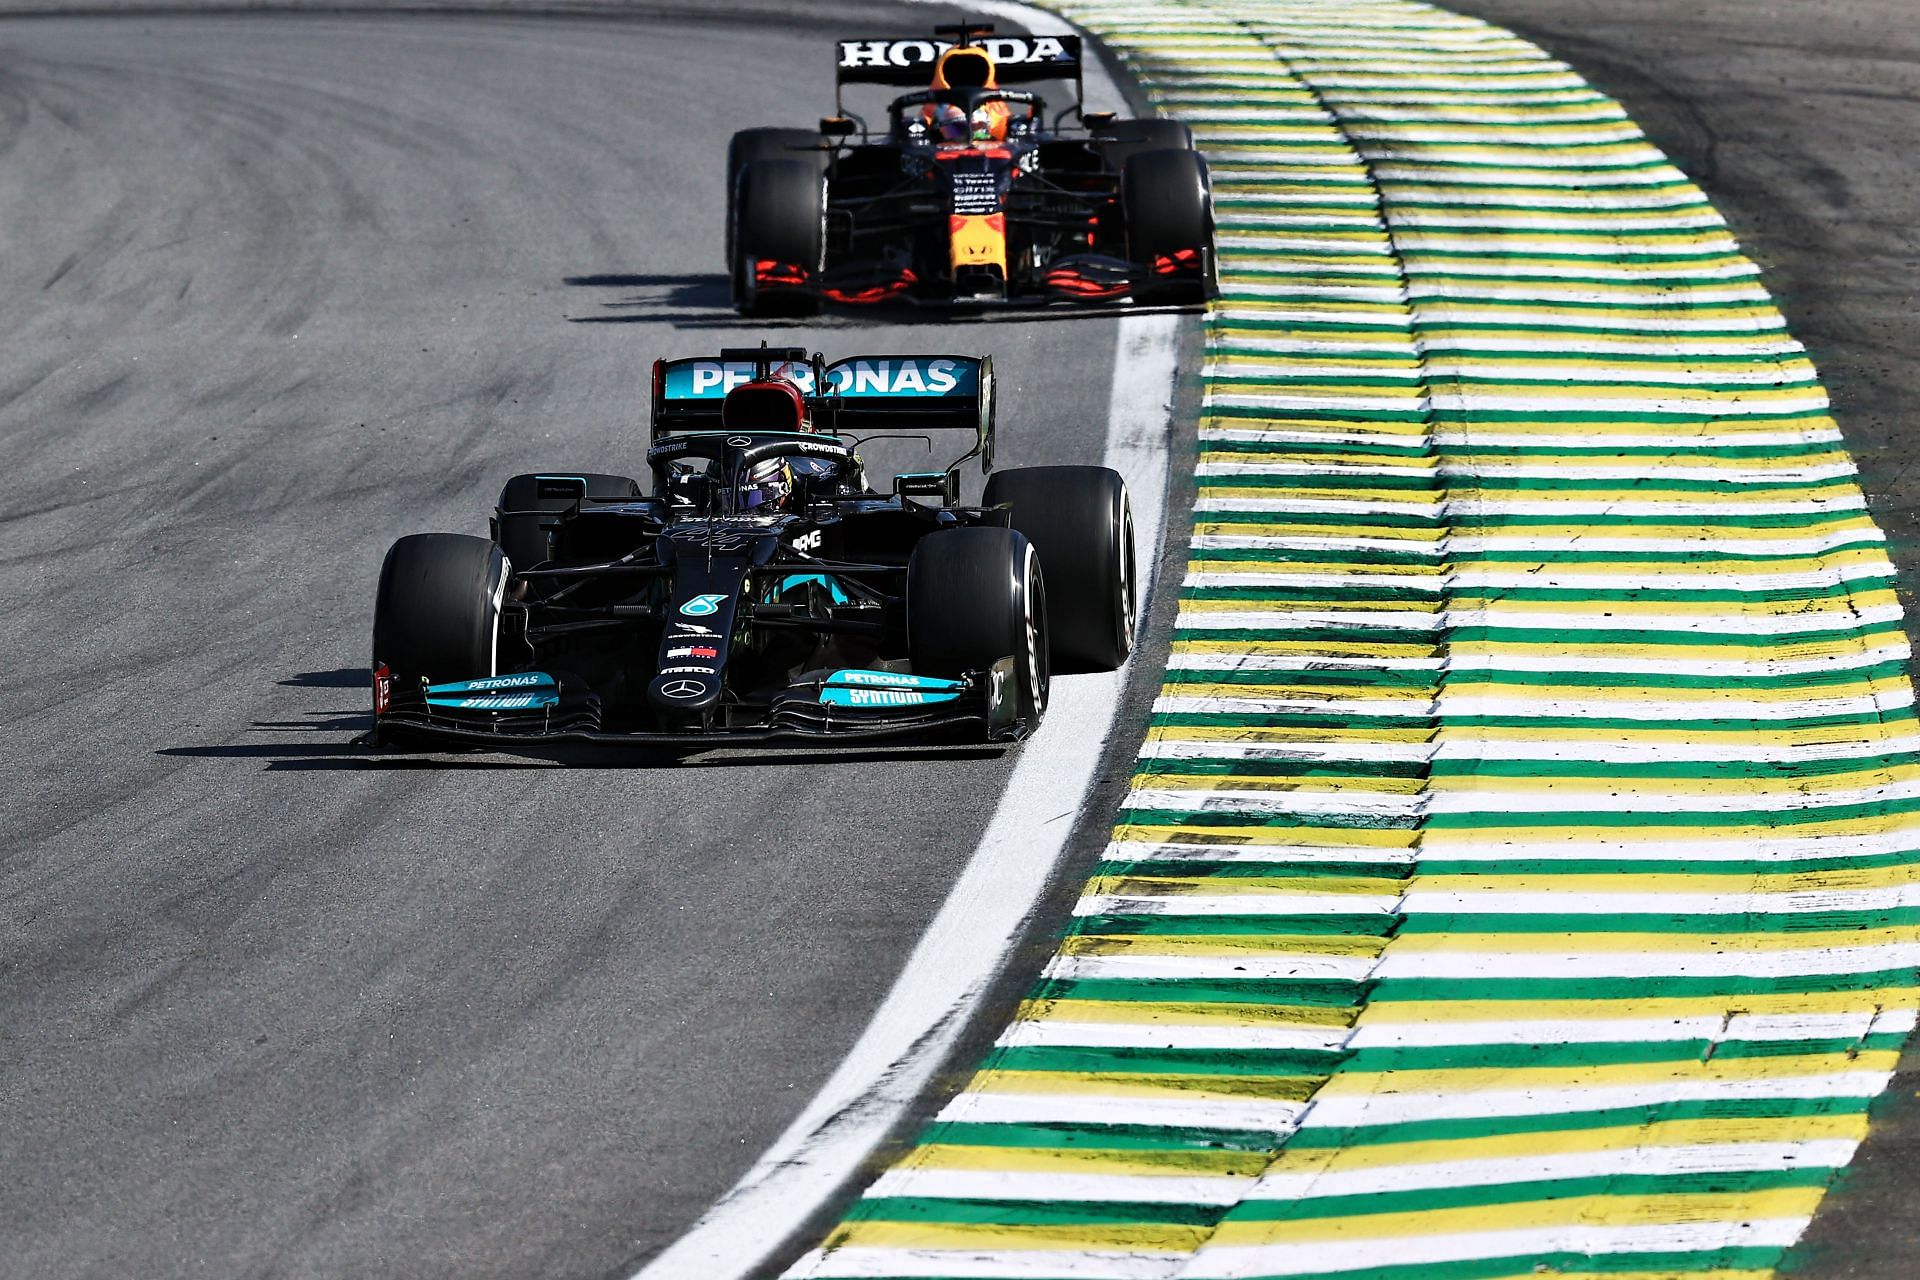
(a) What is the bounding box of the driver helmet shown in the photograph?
[739,457,793,512]
[928,102,971,147]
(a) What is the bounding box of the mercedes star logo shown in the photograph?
[660,679,707,700]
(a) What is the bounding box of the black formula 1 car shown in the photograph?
[725,23,1217,314]
[368,347,1137,748]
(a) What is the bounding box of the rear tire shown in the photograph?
[732,158,824,318]
[1123,147,1216,307]
[493,472,642,575]
[985,465,1135,672]
[372,533,505,684]
[908,527,1049,733]
[1093,117,1193,169]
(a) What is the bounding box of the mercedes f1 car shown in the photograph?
[724,23,1217,314]
[368,347,1137,748]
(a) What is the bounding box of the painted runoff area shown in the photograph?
[773,2,1920,1279]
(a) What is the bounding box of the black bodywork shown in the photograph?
[372,349,1029,748]
[744,28,1216,308]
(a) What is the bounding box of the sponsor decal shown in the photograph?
[680,593,728,616]
[836,35,1075,71]
[423,686,561,712]
[664,357,977,400]
[669,623,718,637]
[949,212,1008,270]
[665,360,816,398]
[460,672,547,690]
[726,436,753,447]
[666,645,719,659]
[826,358,972,398]
[790,529,823,552]
[847,688,934,707]
[659,665,717,675]
[372,664,392,716]
[796,440,848,455]
[451,694,549,711]
[424,671,559,699]
[817,668,965,708]
[950,172,1002,217]
[658,679,706,700]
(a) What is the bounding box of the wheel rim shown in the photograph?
[1118,496,1137,658]
[1024,542,1048,718]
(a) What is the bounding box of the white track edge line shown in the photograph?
[630,11,1177,1274]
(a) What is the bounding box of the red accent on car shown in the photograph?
[822,268,917,306]
[373,664,392,716]
[723,379,806,431]
[1153,247,1203,275]
[754,259,810,288]
[933,147,1013,162]
[1043,268,1130,300]
[690,646,718,659]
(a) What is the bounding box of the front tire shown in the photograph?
[1123,147,1216,307]
[726,127,827,268]
[732,158,825,318]
[372,533,505,684]
[908,527,1049,734]
[985,465,1135,672]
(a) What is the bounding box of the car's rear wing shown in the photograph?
[650,348,997,477]
[833,25,1083,113]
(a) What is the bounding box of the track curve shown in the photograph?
[0,7,1151,1276]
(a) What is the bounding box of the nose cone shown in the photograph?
[649,670,722,713]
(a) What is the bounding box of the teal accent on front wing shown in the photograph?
[818,670,965,708]
[425,671,560,711]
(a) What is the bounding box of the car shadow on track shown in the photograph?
[564,271,735,326]
[561,270,1199,329]
[157,736,1004,771]
[156,677,1008,770]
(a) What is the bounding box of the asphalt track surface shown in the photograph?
[0,6,1169,1278]
[4,3,1918,1280]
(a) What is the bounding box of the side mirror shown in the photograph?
[1083,110,1117,130]
[819,116,857,138]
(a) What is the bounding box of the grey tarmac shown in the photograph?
[0,6,1167,1277]
[4,2,1917,1278]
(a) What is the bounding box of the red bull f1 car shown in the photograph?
[725,23,1218,314]
[368,347,1137,748]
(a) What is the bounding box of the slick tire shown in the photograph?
[907,527,1049,732]
[726,128,828,268]
[985,465,1136,673]
[372,533,505,684]
[732,158,825,318]
[1123,147,1217,307]
[1093,117,1193,169]
[492,472,642,576]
